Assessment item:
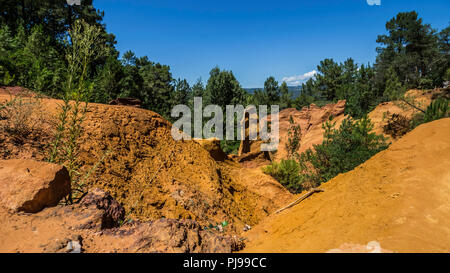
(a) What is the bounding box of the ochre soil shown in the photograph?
[0,87,293,234]
[1,86,449,253]
[241,118,450,253]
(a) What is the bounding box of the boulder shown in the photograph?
[0,159,71,213]
[95,219,245,253]
[194,138,228,161]
[79,188,125,229]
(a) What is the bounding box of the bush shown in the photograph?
[297,116,388,186]
[423,97,448,122]
[382,113,411,139]
[411,97,449,129]
[285,116,301,158]
[220,140,241,155]
[263,159,303,193]
[418,78,434,89]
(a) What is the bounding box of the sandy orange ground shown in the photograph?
[242,118,450,253]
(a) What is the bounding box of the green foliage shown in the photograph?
[279,82,293,108]
[48,20,108,203]
[292,58,380,118]
[264,76,280,104]
[220,140,241,155]
[315,58,343,100]
[297,116,388,186]
[285,116,301,158]
[205,66,246,107]
[173,78,191,106]
[0,25,17,86]
[445,68,450,83]
[263,159,303,193]
[203,220,229,231]
[293,93,315,109]
[418,78,434,89]
[287,12,447,119]
[375,11,445,89]
[247,77,292,111]
[423,97,449,123]
[383,67,405,101]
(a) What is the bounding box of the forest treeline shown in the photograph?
[0,0,449,121]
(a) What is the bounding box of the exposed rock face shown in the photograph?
[108,97,141,108]
[193,138,228,161]
[0,188,244,253]
[89,219,245,253]
[238,100,347,162]
[0,89,293,231]
[0,159,70,213]
[79,188,125,229]
[368,89,445,140]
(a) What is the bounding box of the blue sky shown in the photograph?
[95,0,449,88]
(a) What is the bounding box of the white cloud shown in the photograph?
[282,70,317,86]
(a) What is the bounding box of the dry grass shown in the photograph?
[0,95,44,144]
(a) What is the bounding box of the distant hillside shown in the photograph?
[244,86,302,98]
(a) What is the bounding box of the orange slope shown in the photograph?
[242,118,450,253]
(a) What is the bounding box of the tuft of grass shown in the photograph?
[0,94,43,143]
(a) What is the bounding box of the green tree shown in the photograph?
[279,81,292,109]
[173,78,191,106]
[315,58,343,100]
[0,25,18,85]
[298,116,388,186]
[263,76,280,104]
[345,64,377,118]
[375,11,441,89]
[93,54,125,103]
[383,67,404,101]
[138,57,175,118]
[205,66,246,108]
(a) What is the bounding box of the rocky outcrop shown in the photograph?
[89,219,245,253]
[79,188,125,229]
[237,100,347,162]
[0,90,294,231]
[0,159,70,213]
[0,188,244,253]
[108,97,141,108]
[193,138,228,161]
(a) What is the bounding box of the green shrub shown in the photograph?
[411,97,449,129]
[423,97,449,122]
[418,78,434,89]
[220,140,241,155]
[263,159,303,193]
[285,116,301,158]
[297,116,388,186]
[48,20,108,203]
